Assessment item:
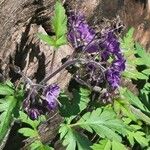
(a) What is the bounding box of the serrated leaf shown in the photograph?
[123,70,148,80]
[77,108,127,142]
[19,111,45,129]
[30,141,53,150]
[59,123,68,140]
[142,68,150,75]
[38,33,55,46]
[91,139,111,150]
[123,89,146,111]
[130,106,150,125]
[30,141,42,150]
[91,139,127,150]
[132,58,145,65]
[0,84,14,96]
[111,140,127,150]
[56,35,67,47]
[59,124,92,150]
[59,88,91,122]
[135,43,150,67]
[0,96,17,143]
[52,1,67,39]
[18,128,38,138]
[113,100,137,121]
[120,28,135,52]
[127,130,149,147]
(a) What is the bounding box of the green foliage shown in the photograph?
[0,81,24,144]
[52,1,67,40]
[59,87,91,123]
[91,139,127,150]
[18,111,53,150]
[113,99,137,121]
[59,107,128,150]
[59,124,92,150]
[121,88,150,125]
[120,28,148,80]
[38,1,67,48]
[76,108,127,142]
[123,120,149,147]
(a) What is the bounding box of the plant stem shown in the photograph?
[39,58,106,86]
[49,48,56,73]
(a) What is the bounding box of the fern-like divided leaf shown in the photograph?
[91,139,127,150]
[52,1,67,40]
[76,108,127,142]
[120,28,148,80]
[125,124,149,147]
[18,112,53,150]
[121,88,150,125]
[0,81,23,144]
[59,124,92,150]
[59,87,91,123]
[113,99,137,121]
[38,1,67,47]
[0,96,17,143]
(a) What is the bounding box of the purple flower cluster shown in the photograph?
[43,84,60,110]
[68,12,99,53]
[101,31,125,90]
[23,84,60,120]
[68,12,126,102]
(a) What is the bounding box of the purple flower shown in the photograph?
[101,31,120,60]
[100,30,126,90]
[43,84,60,110]
[68,12,99,53]
[106,69,120,89]
[112,58,126,72]
[27,108,40,120]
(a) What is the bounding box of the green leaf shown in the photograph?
[76,108,127,142]
[19,111,45,129]
[0,96,17,143]
[142,68,150,75]
[37,33,55,46]
[135,43,150,67]
[18,128,38,138]
[127,130,149,147]
[123,89,146,111]
[0,83,14,96]
[59,87,91,122]
[113,100,137,121]
[52,1,67,39]
[18,112,48,149]
[59,124,92,150]
[30,141,53,150]
[56,35,67,47]
[120,28,135,52]
[111,140,127,150]
[123,69,148,80]
[91,139,111,150]
[130,106,150,125]
[91,139,127,150]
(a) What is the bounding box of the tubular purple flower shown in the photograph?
[112,58,126,72]
[106,69,120,89]
[100,30,126,90]
[43,84,60,110]
[101,31,120,60]
[27,108,40,120]
[68,11,99,53]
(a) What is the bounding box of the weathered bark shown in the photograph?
[0,0,150,82]
[0,0,150,149]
